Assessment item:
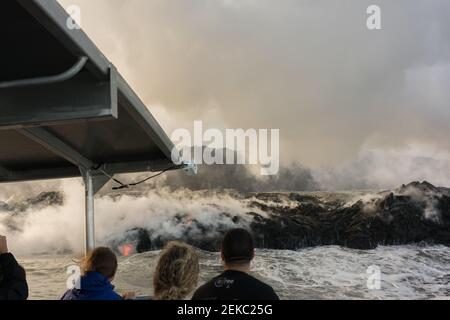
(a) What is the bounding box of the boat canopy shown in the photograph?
[0,0,184,253]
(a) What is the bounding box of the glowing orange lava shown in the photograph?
[119,244,134,257]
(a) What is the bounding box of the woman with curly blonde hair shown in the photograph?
[153,241,199,300]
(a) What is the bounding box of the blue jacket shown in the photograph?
[61,271,122,301]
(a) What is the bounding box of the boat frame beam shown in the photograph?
[18,126,111,255]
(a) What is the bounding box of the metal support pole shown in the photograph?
[79,166,110,256]
[84,170,95,254]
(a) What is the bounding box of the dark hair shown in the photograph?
[221,229,254,264]
[83,247,118,279]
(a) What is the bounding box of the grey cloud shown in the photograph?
[56,0,450,187]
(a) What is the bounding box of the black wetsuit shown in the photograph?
[0,253,29,300]
[192,270,279,300]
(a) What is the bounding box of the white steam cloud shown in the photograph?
[313,143,450,190]
[0,180,261,256]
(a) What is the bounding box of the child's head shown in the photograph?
[83,247,118,281]
[153,241,199,300]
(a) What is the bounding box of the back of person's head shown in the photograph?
[221,229,255,265]
[153,241,199,300]
[83,247,118,280]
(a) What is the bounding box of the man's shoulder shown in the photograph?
[199,271,275,290]
[0,253,15,265]
[243,273,279,298]
[191,274,224,300]
[0,252,23,275]
[192,271,279,300]
[244,273,270,286]
[193,276,219,293]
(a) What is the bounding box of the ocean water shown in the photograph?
[19,245,450,300]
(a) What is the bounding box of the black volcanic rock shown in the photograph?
[127,182,450,252]
[1,191,65,233]
[24,191,64,208]
[136,229,152,253]
[251,181,450,250]
[1,191,64,214]
[2,181,449,253]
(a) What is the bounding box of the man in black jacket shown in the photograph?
[0,235,29,300]
[192,229,279,300]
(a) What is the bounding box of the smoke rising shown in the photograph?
[2,177,449,255]
[313,143,450,190]
[159,162,317,192]
[0,179,84,255]
[126,143,450,192]
[0,180,262,255]
[56,0,450,170]
[2,144,450,255]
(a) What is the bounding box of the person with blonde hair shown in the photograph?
[153,241,199,300]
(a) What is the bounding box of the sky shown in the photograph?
[54,0,450,188]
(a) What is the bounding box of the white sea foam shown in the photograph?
[19,245,450,300]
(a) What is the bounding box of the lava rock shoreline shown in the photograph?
[2,181,449,252]
[126,181,450,252]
